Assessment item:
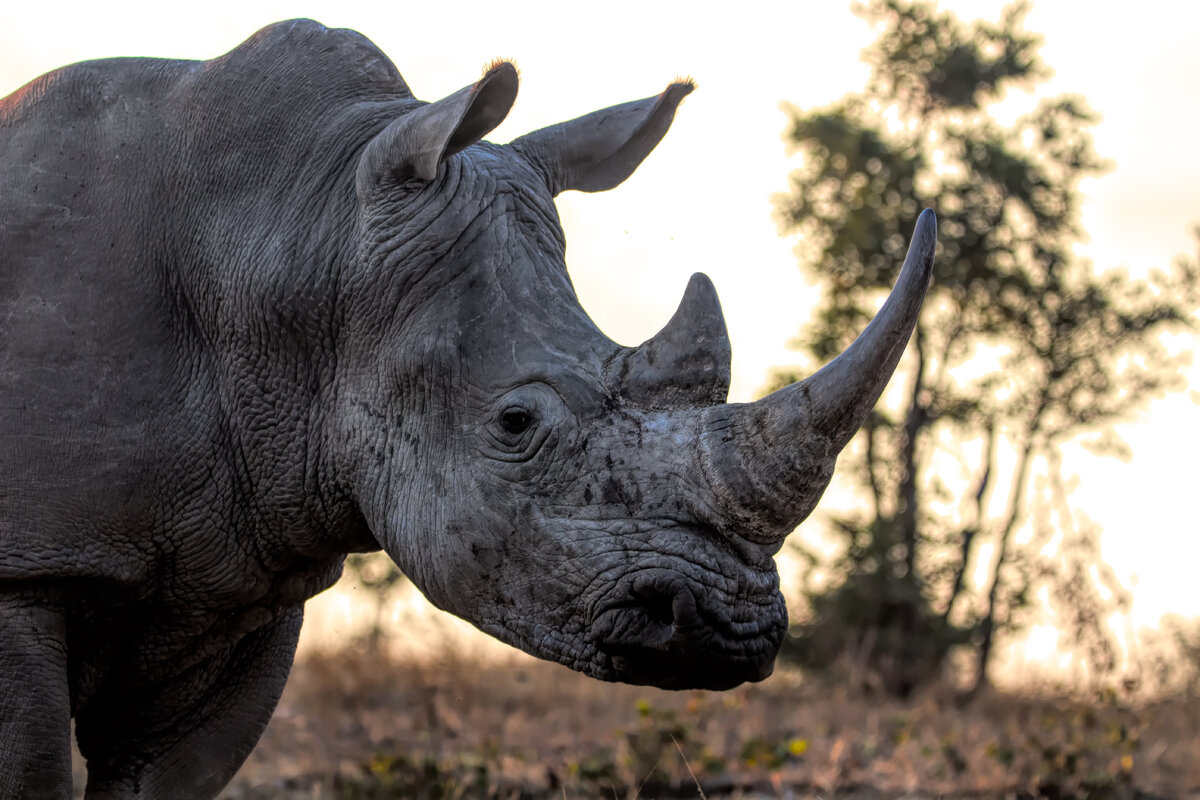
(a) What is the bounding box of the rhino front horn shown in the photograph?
[701,209,937,547]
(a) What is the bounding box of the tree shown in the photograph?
[772,0,1199,696]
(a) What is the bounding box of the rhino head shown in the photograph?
[334,62,935,690]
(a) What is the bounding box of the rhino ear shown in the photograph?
[509,80,694,195]
[356,61,519,195]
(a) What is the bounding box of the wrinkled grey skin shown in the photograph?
[0,20,935,799]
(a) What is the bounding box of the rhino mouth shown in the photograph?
[589,572,786,690]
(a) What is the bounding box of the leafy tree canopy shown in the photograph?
[772,0,1199,696]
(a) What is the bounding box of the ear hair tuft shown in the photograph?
[672,75,698,93]
[482,58,520,83]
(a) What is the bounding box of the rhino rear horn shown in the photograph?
[356,61,519,195]
[510,80,694,195]
[619,273,731,407]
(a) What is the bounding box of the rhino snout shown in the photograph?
[589,571,785,690]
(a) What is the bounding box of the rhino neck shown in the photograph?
[151,126,402,566]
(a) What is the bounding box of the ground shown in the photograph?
[62,609,1200,800]
[197,643,1200,799]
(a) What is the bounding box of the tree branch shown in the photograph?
[972,379,1050,694]
[864,415,884,519]
[941,419,996,625]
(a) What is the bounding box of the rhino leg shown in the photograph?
[0,592,73,800]
[78,606,303,799]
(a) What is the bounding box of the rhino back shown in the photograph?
[0,20,405,584]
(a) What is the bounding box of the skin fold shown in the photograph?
[0,19,934,798]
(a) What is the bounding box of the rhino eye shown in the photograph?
[485,383,559,463]
[500,407,535,435]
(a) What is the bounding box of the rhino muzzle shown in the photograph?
[590,569,786,690]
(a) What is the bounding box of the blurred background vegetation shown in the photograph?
[764,0,1199,699]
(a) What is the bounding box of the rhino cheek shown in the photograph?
[433,506,591,629]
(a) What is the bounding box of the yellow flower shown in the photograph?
[368,755,394,776]
[788,738,809,756]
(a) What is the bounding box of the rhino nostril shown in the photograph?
[643,594,675,627]
[631,582,699,632]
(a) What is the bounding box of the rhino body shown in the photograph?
[0,20,934,798]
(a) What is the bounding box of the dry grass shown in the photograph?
[220,644,1200,799]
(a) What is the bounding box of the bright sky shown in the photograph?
[4,2,1198,638]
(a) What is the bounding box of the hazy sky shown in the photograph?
[4,1,1198,633]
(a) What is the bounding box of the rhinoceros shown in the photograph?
[0,18,935,799]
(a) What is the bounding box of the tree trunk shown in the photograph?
[942,421,996,625]
[898,324,928,579]
[970,434,1037,695]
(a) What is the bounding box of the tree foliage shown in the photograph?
[772,0,1199,695]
